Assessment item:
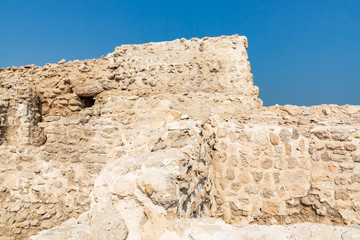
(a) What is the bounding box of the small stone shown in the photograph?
[78,63,89,72]
[331,130,350,141]
[226,168,235,180]
[345,144,357,151]
[314,130,330,140]
[10,205,21,212]
[69,105,81,111]
[40,220,54,229]
[59,99,68,105]
[300,195,316,206]
[312,152,320,161]
[285,144,291,155]
[261,188,273,198]
[58,59,66,64]
[255,131,269,146]
[178,97,185,102]
[108,58,119,69]
[314,141,325,150]
[30,219,40,226]
[42,213,52,220]
[69,99,81,106]
[353,155,360,162]
[261,201,280,214]
[145,184,154,196]
[335,188,350,201]
[287,157,298,169]
[261,159,272,169]
[269,133,279,145]
[180,114,189,120]
[217,127,228,138]
[36,206,46,215]
[238,170,250,183]
[298,139,305,152]
[291,128,299,139]
[279,129,291,143]
[321,152,331,162]
[291,183,308,197]
[53,180,62,188]
[252,172,263,183]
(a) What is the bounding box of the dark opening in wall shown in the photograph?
[0,125,5,145]
[80,96,95,108]
[0,107,8,145]
[36,96,43,122]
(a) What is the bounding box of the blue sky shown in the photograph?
[1,0,359,106]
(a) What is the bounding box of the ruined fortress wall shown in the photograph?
[0,35,259,239]
[0,35,359,240]
[209,105,360,226]
[0,35,260,119]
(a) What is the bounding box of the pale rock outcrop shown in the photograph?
[160,219,360,240]
[90,203,128,240]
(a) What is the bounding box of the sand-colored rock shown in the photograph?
[90,203,128,240]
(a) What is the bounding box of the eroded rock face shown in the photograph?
[90,203,128,240]
[159,219,360,240]
[0,35,359,240]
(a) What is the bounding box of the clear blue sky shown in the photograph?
[1,0,359,106]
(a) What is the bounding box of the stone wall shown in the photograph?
[208,106,360,226]
[0,80,45,147]
[0,35,359,240]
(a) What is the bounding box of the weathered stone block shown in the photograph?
[261,201,280,215]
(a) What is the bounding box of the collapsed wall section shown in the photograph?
[0,81,46,147]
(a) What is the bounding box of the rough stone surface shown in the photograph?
[90,203,128,240]
[0,35,359,239]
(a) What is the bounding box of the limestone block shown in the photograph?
[291,183,309,197]
[279,129,291,143]
[74,84,104,97]
[344,144,357,151]
[261,201,280,215]
[313,130,331,140]
[331,130,351,141]
[254,131,269,146]
[269,133,279,145]
[261,159,272,169]
[238,170,250,184]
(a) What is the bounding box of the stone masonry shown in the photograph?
[0,35,360,240]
